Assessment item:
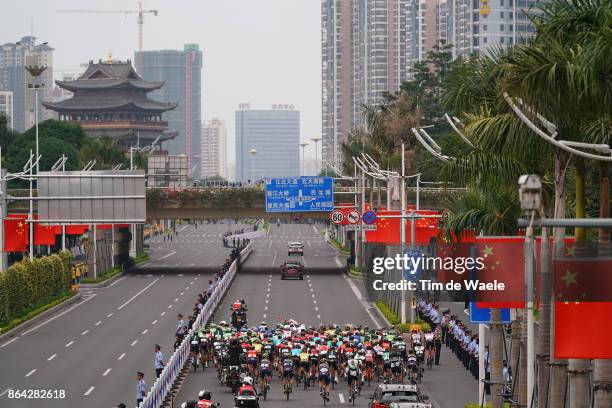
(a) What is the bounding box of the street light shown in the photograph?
[25,64,47,175]
[249,148,257,184]
[299,143,308,176]
[310,137,322,175]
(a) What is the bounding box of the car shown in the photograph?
[368,384,431,408]
[280,258,304,280]
[287,242,304,256]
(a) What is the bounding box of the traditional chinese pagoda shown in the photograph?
[43,58,178,147]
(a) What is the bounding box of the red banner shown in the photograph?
[4,214,29,252]
[365,211,400,243]
[555,302,612,358]
[34,223,58,245]
[65,225,89,235]
[475,236,525,309]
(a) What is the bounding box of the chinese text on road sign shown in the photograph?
[265,177,334,212]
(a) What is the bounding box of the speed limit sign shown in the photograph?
[330,210,345,225]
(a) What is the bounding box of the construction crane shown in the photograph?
[57,1,158,52]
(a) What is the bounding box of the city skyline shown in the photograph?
[0,0,322,162]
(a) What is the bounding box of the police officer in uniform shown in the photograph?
[136,371,147,406]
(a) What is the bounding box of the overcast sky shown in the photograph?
[1,0,322,161]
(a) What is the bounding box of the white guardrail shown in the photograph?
[139,242,253,408]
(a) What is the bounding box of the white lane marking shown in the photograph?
[152,320,158,325]
[107,313,114,318]
[142,329,148,335]
[174,298,179,302]
[315,306,319,311]
[317,314,321,319]
[159,250,177,260]
[310,288,314,292]
[180,292,184,296]
[0,338,17,348]
[65,341,74,347]
[185,287,190,291]
[47,354,57,361]
[95,320,102,326]
[117,279,160,310]
[313,300,317,304]
[118,353,126,360]
[25,369,36,377]
[108,276,127,287]
[272,252,277,267]
[21,294,97,336]
[265,299,269,304]
[0,388,11,397]
[160,311,166,316]
[311,294,315,298]
[168,304,173,309]
[264,306,268,311]
[266,293,270,298]
[102,368,112,376]
[343,275,382,328]
[81,330,89,336]
[83,386,95,396]
[131,340,138,346]
[339,393,345,403]
[335,257,343,267]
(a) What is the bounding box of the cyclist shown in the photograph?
[389,346,404,383]
[282,354,295,390]
[190,334,201,371]
[364,346,375,384]
[406,352,419,384]
[318,357,331,401]
[259,353,272,394]
[345,355,361,403]
[299,346,310,385]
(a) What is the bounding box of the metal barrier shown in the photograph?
[139,242,253,408]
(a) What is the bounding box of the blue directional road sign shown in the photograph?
[469,302,511,324]
[265,177,334,212]
[362,210,377,225]
[403,249,423,281]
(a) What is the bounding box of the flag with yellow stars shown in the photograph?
[475,236,526,309]
[4,213,29,252]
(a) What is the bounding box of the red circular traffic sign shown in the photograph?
[346,209,361,225]
[330,210,345,225]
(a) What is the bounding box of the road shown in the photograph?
[0,222,246,408]
[0,221,478,408]
[174,223,478,408]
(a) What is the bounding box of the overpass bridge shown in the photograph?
[7,186,465,221]
[145,186,464,220]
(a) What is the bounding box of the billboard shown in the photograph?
[37,170,146,223]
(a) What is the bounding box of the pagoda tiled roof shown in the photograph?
[43,95,178,113]
[55,60,164,91]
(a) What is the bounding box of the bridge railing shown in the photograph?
[139,242,253,408]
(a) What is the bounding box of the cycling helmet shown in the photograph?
[198,390,211,400]
[181,401,197,408]
[243,376,254,386]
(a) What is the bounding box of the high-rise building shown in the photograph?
[135,44,203,178]
[0,91,13,129]
[322,1,413,168]
[321,0,542,167]
[201,118,227,180]
[0,36,53,132]
[235,104,300,183]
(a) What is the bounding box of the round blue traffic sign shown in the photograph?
[362,210,377,225]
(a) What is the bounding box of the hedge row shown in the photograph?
[146,188,264,209]
[375,300,431,333]
[0,251,72,327]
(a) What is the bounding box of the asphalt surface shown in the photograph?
[0,222,246,408]
[174,223,478,408]
[0,221,479,408]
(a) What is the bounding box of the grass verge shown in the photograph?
[375,300,431,333]
[133,252,150,265]
[329,237,351,254]
[81,266,122,284]
[0,291,77,334]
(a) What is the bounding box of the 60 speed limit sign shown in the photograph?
[330,210,345,225]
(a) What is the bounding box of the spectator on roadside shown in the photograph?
[176,314,186,339]
[136,372,147,406]
[154,344,165,378]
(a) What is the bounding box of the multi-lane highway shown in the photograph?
[0,222,245,408]
[174,222,477,408]
[1,221,477,408]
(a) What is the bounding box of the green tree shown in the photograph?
[0,113,17,155]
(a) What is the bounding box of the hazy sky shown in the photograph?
[1,0,322,161]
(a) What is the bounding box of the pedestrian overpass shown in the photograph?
[144,186,463,221]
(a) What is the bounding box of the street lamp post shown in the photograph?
[299,143,308,176]
[249,148,257,184]
[310,137,321,175]
[25,65,47,175]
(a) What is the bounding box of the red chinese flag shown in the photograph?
[365,211,400,244]
[436,241,473,284]
[4,214,29,252]
[97,224,112,230]
[555,302,612,359]
[475,236,525,309]
[553,257,612,303]
[34,223,58,245]
[65,224,89,235]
